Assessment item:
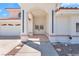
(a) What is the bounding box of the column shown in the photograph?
[21,9,28,42]
[28,12,33,36]
[48,9,53,35]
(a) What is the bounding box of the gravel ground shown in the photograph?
[51,42,79,56]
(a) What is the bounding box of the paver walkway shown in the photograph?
[1,35,58,56]
[15,37,58,56]
[40,41,58,56]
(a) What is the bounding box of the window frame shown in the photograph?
[76,23,79,32]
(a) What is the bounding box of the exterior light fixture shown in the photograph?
[28,17,31,21]
[28,12,33,21]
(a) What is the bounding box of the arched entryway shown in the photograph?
[29,8,48,35]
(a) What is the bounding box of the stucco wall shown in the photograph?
[28,13,33,35]
[21,3,57,35]
[70,15,79,35]
[50,14,79,44]
[54,15,70,35]
[49,14,70,42]
[70,15,79,44]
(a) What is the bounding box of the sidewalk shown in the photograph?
[15,42,41,56]
[0,39,20,56]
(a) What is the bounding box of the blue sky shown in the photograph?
[0,3,20,9]
[0,9,9,18]
[0,3,79,18]
[61,3,79,8]
[0,3,20,18]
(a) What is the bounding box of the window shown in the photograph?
[8,24,13,26]
[1,24,7,26]
[35,25,39,30]
[52,10,54,33]
[18,12,21,19]
[15,24,20,26]
[76,23,79,32]
[22,10,24,33]
[40,25,44,30]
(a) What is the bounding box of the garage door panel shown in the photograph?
[0,26,21,36]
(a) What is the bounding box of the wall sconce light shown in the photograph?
[28,12,33,21]
[28,17,31,21]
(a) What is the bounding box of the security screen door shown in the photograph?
[34,17,45,34]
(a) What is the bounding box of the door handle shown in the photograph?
[38,27,40,31]
[38,25,40,31]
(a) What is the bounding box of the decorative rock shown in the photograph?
[52,43,57,45]
[56,48,62,52]
[67,54,72,56]
[15,46,21,49]
[65,44,68,46]
[69,48,72,51]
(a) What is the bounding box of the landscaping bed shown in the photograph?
[51,42,79,56]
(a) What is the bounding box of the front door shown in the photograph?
[34,17,46,34]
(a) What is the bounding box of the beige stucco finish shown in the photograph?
[20,3,57,36]
[20,3,79,43]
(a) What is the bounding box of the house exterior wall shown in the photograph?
[49,14,70,42]
[20,3,79,44]
[20,3,57,36]
[20,3,58,42]
[28,13,33,35]
[50,14,79,44]
[54,15,70,35]
[70,15,79,44]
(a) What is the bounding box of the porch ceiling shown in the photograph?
[29,8,47,18]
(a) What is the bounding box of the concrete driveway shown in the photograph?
[0,35,58,56]
[0,39,20,56]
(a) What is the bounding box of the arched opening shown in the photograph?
[28,8,48,35]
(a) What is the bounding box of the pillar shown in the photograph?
[21,9,28,42]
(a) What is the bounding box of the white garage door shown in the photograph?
[0,26,21,36]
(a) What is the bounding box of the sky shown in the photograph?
[61,3,79,8]
[0,3,79,18]
[0,3,20,18]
